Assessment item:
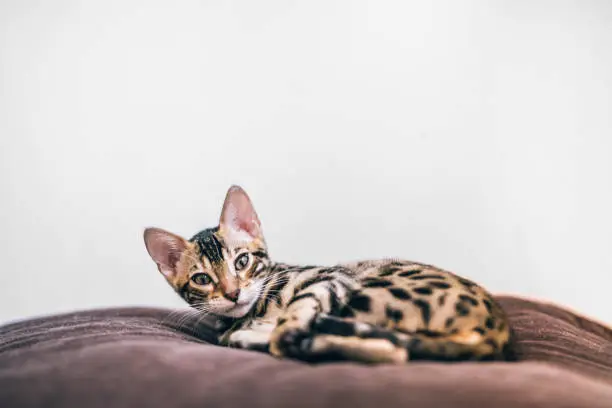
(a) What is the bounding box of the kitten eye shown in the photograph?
[191,273,212,286]
[234,253,250,271]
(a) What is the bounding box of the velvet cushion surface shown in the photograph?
[1,296,611,408]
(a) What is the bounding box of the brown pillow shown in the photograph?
[1,295,611,408]
[497,296,612,381]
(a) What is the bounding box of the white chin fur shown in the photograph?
[221,302,255,318]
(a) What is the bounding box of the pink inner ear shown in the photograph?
[144,228,187,274]
[220,186,261,238]
[236,216,257,236]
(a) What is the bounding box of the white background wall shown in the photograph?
[1,1,611,324]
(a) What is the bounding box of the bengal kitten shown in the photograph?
[144,185,510,363]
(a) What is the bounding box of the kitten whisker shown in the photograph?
[160,308,204,333]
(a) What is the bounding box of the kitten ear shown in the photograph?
[143,227,188,279]
[219,185,263,243]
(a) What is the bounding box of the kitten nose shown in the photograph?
[224,289,241,303]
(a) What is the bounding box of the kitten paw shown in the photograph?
[269,321,313,358]
[222,329,271,352]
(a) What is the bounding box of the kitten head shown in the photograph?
[143,185,270,318]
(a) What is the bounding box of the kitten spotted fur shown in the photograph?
[144,186,510,363]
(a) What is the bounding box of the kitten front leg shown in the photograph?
[269,272,354,359]
[220,321,275,353]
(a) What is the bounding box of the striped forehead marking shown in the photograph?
[190,228,225,265]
